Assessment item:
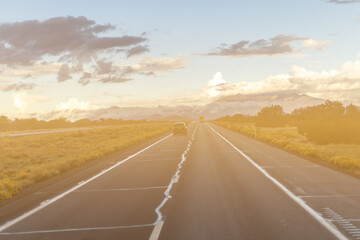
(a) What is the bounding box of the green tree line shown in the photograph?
[215,100,360,144]
[0,116,148,132]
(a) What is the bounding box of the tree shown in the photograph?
[256,105,285,127]
[0,115,10,132]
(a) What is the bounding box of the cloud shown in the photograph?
[87,56,188,84]
[128,56,188,72]
[1,83,36,92]
[202,35,303,57]
[301,39,331,50]
[204,72,227,97]
[202,35,330,57]
[326,0,360,4]
[208,72,226,87]
[98,76,131,83]
[78,72,92,86]
[95,60,113,74]
[126,45,150,58]
[203,59,360,104]
[0,16,147,66]
[0,61,61,79]
[56,98,92,111]
[12,92,51,113]
[0,16,189,87]
[57,64,72,82]
[68,56,187,85]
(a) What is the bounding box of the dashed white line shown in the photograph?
[208,125,348,240]
[150,125,198,240]
[34,186,168,195]
[173,175,180,183]
[74,186,168,192]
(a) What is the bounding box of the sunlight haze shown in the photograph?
[1,0,360,120]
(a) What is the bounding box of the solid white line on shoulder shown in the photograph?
[208,124,348,240]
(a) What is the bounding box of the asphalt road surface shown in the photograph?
[0,122,360,240]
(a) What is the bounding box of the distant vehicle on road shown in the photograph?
[173,122,187,135]
[199,116,204,122]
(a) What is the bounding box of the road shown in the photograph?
[0,122,360,239]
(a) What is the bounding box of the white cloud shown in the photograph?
[130,55,188,72]
[201,59,360,105]
[204,72,227,97]
[56,98,93,111]
[208,72,226,86]
[1,61,61,79]
[202,35,331,57]
[301,39,331,50]
[12,92,52,113]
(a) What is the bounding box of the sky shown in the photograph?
[0,0,360,119]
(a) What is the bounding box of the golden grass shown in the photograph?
[0,123,171,200]
[213,121,360,176]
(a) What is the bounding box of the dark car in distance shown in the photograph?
[173,122,187,136]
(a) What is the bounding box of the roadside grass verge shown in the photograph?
[212,121,360,177]
[0,123,171,200]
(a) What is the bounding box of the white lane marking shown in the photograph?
[154,126,197,224]
[74,186,168,192]
[324,207,360,238]
[34,186,168,195]
[173,175,180,183]
[0,134,172,233]
[0,224,154,235]
[149,221,164,240]
[208,125,348,240]
[147,125,198,240]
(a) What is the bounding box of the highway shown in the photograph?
[0,122,359,239]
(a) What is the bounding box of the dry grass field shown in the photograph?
[213,121,360,177]
[0,123,171,200]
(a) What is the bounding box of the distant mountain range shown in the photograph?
[215,92,322,104]
[85,92,325,121]
[25,92,327,121]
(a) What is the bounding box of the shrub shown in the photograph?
[0,123,171,200]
